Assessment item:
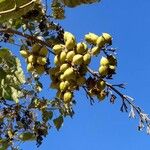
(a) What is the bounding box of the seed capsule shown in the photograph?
[20,50,29,58]
[60,51,67,63]
[60,63,70,72]
[99,66,108,76]
[102,33,112,44]
[53,44,65,55]
[85,32,99,45]
[37,57,47,65]
[66,50,76,61]
[63,91,73,103]
[39,46,48,56]
[100,57,109,66]
[83,53,91,65]
[72,54,83,65]
[27,63,34,72]
[91,46,101,56]
[96,36,105,48]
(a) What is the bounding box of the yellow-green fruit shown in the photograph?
[39,46,48,56]
[96,36,105,48]
[97,91,106,101]
[77,76,86,86]
[76,42,86,54]
[60,74,65,81]
[32,44,42,54]
[72,54,83,65]
[99,66,108,76]
[27,54,37,64]
[20,50,29,58]
[60,63,70,72]
[59,81,69,91]
[37,57,47,65]
[60,51,67,63]
[63,91,73,103]
[97,80,106,90]
[65,38,76,50]
[54,55,60,66]
[91,46,101,55]
[85,32,99,45]
[102,33,112,44]
[83,53,91,65]
[64,31,75,42]
[27,63,34,72]
[100,57,109,66]
[66,50,76,61]
[109,65,116,71]
[63,67,75,80]
[35,66,45,75]
[53,44,65,55]
[19,132,36,141]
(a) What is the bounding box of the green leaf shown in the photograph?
[53,115,64,131]
[0,48,25,102]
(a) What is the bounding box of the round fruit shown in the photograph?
[32,43,42,54]
[63,67,75,80]
[54,55,60,66]
[66,50,76,61]
[20,50,29,58]
[59,81,69,91]
[27,63,34,72]
[37,57,47,65]
[27,54,37,64]
[60,63,70,72]
[60,51,67,63]
[85,32,98,45]
[96,36,105,48]
[39,46,48,56]
[100,57,109,66]
[91,46,101,55]
[64,31,75,42]
[72,54,83,65]
[97,91,106,101]
[65,38,76,50]
[83,53,91,65]
[109,65,116,71]
[102,33,112,44]
[63,91,73,103]
[53,44,65,55]
[76,42,86,54]
[99,66,108,76]
[97,80,106,90]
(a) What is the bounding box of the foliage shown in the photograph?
[0,0,149,149]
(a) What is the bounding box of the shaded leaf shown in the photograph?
[53,115,63,131]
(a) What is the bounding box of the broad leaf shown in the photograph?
[0,48,25,102]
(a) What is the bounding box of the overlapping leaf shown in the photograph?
[0,48,25,102]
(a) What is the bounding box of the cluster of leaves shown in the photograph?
[0,0,149,149]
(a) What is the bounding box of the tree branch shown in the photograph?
[0,28,55,54]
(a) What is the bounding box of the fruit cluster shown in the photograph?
[60,0,99,8]
[20,43,48,75]
[49,32,93,104]
[85,32,112,56]
[86,78,107,101]
[99,55,117,77]
[49,31,114,104]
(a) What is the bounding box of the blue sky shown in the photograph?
[20,0,150,149]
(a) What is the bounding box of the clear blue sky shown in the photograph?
[20,0,150,149]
